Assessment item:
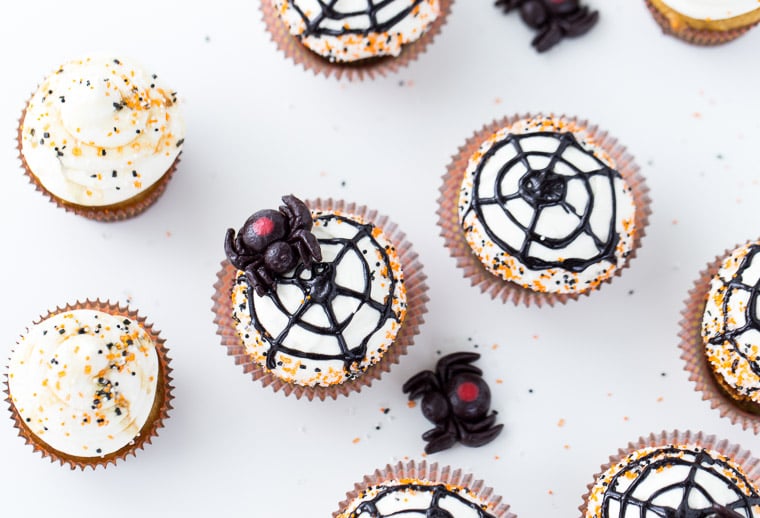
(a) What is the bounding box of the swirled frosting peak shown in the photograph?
[20,55,184,207]
[8,309,159,457]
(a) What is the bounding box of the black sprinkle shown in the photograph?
[113,102,124,111]
[176,138,184,147]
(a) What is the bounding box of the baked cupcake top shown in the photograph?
[271,0,441,63]
[457,115,636,295]
[702,240,760,406]
[7,309,159,458]
[657,0,760,20]
[228,199,407,387]
[336,479,496,518]
[20,55,184,207]
[585,444,760,517]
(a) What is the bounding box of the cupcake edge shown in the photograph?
[679,245,760,433]
[578,429,760,517]
[260,0,453,81]
[4,299,174,469]
[645,0,758,45]
[437,113,651,307]
[212,198,428,400]
[334,459,517,518]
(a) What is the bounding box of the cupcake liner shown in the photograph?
[4,299,173,469]
[260,0,453,81]
[212,198,428,401]
[437,113,651,307]
[578,430,760,516]
[679,246,760,433]
[645,0,757,45]
[334,459,516,518]
[17,103,180,222]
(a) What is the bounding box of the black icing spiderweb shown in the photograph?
[244,213,401,373]
[289,0,428,37]
[705,243,760,384]
[352,484,496,518]
[601,447,760,517]
[462,131,624,272]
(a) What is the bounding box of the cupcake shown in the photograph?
[334,460,516,517]
[645,0,760,44]
[261,0,452,80]
[580,430,760,517]
[5,300,173,469]
[680,239,760,432]
[18,55,184,221]
[212,195,427,400]
[438,113,650,306]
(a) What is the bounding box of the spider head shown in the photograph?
[240,209,288,252]
[263,241,297,274]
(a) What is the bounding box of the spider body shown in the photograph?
[225,195,322,296]
[403,352,503,454]
[496,0,599,52]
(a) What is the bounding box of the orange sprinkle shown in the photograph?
[352,437,361,444]
[557,418,566,427]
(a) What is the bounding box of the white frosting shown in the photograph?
[338,480,494,518]
[8,309,159,457]
[702,240,760,404]
[271,0,441,62]
[232,210,407,387]
[661,0,760,20]
[20,55,184,207]
[585,445,760,517]
[458,115,637,295]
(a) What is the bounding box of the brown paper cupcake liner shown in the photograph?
[578,430,760,516]
[212,198,428,401]
[260,0,453,81]
[437,113,651,307]
[679,246,760,433]
[334,459,516,517]
[4,299,174,470]
[645,0,757,45]
[17,103,180,222]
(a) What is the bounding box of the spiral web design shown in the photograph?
[351,484,495,517]
[601,447,760,517]
[462,131,623,272]
[246,214,400,372]
[289,0,427,37]
[707,243,760,381]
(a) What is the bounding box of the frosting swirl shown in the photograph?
[458,115,637,294]
[8,309,159,457]
[20,55,184,207]
[271,0,441,62]
[702,240,760,406]
[231,209,407,387]
[661,0,760,20]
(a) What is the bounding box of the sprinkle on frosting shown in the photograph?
[20,55,184,207]
[702,240,760,406]
[271,0,441,62]
[458,115,637,294]
[231,209,407,387]
[337,479,497,518]
[8,310,159,457]
[585,444,760,517]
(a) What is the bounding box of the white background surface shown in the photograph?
[1,1,760,516]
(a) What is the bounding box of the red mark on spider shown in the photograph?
[253,217,275,236]
[457,381,479,402]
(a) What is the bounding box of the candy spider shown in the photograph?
[495,0,599,52]
[225,195,322,296]
[403,352,503,454]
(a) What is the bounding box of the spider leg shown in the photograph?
[558,7,599,37]
[494,0,524,13]
[461,413,498,431]
[532,22,564,52]
[424,424,459,454]
[459,423,504,448]
[446,363,484,378]
[436,352,480,383]
[280,194,313,232]
[290,230,322,266]
[402,370,439,400]
[244,260,274,297]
